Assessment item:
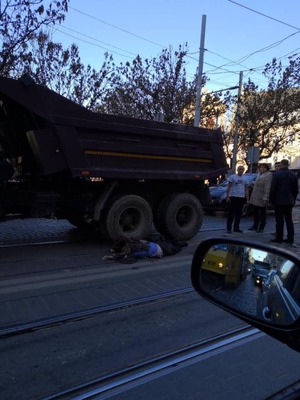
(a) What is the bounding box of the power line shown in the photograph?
[63,4,299,92]
[203,31,300,77]
[67,7,202,73]
[228,0,300,31]
[67,8,239,77]
[235,31,300,64]
[70,4,298,77]
[187,51,239,74]
[51,27,134,60]
[58,25,137,56]
[205,49,250,70]
[69,6,166,48]
[204,60,240,75]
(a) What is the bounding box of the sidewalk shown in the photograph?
[1,207,300,251]
[198,205,300,250]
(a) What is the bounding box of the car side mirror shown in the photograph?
[191,238,300,351]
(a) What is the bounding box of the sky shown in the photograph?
[50,0,300,94]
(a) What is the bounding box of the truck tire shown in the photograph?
[103,194,153,241]
[153,195,172,236]
[155,193,203,240]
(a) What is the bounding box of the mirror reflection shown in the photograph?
[200,243,300,327]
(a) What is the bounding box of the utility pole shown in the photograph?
[231,71,243,173]
[194,15,206,127]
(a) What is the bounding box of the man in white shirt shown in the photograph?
[226,165,249,233]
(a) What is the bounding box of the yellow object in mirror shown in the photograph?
[199,243,300,327]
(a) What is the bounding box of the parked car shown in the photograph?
[261,259,300,325]
[251,260,271,277]
[204,173,257,216]
[254,267,270,287]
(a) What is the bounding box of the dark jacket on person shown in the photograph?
[269,167,298,205]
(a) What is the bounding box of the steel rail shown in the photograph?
[0,286,195,339]
[41,325,263,400]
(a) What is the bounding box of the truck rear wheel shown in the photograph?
[103,195,153,241]
[155,193,203,240]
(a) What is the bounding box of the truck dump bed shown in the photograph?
[0,75,227,181]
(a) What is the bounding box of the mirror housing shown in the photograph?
[191,237,300,352]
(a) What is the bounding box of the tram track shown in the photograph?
[1,216,299,399]
[41,325,263,400]
[0,286,195,339]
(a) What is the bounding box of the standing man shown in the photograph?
[248,163,273,233]
[271,161,283,236]
[274,161,281,172]
[226,165,249,233]
[270,159,298,244]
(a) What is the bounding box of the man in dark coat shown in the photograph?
[269,159,299,244]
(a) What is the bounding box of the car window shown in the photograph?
[277,260,296,288]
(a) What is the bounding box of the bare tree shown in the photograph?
[224,54,300,164]
[22,31,117,109]
[1,6,228,130]
[99,45,199,123]
[0,0,69,76]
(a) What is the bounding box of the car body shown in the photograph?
[204,173,257,215]
[260,259,300,325]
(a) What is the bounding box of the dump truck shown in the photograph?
[0,74,227,241]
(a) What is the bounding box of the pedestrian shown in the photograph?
[248,163,273,233]
[226,165,250,233]
[269,159,299,244]
[274,161,281,172]
[271,161,283,235]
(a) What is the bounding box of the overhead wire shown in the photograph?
[198,3,300,86]
[61,4,300,90]
[228,0,300,31]
[69,6,166,49]
[56,25,137,56]
[186,52,240,74]
[68,5,288,76]
[202,37,300,91]
[234,31,300,64]
[202,31,300,76]
[68,5,244,77]
[205,50,250,70]
[51,27,135,60]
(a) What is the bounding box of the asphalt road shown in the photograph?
[1,211,300,399]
